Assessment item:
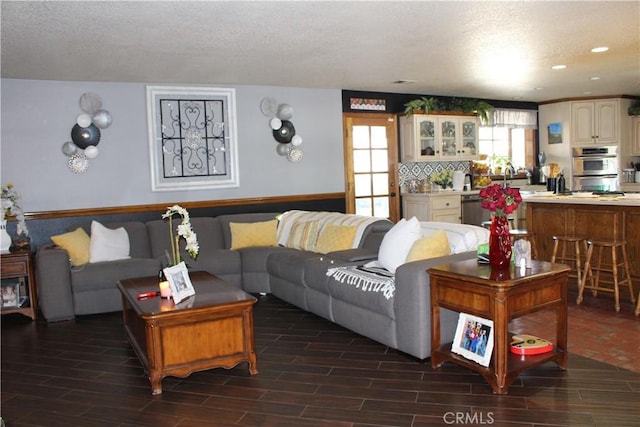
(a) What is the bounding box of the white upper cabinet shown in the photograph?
[632,116,640,155]
[571,100,619,145]
[400,114,478,161]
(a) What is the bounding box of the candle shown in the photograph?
[159,280,172,298]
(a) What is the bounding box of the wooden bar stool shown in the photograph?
[577,239,635,312]
[509,230,539,260]
[551,235,588,291]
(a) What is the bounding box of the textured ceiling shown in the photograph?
[1,1,639,103]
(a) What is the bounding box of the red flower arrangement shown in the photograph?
[479,184,522,216]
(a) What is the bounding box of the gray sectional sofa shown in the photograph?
[35,211,486,360]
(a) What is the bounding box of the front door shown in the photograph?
[342,113,400,223]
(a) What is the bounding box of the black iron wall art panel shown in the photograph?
[146,86,239,191]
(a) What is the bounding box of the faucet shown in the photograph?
[503,168,513,188]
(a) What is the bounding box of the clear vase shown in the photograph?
[489,215,511,269]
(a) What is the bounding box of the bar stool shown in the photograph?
[509,230,539,260]
[577,239,636,312]
[551,235,589,291]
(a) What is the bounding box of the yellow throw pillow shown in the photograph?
[286,221,320,251]
[315,224,357,254]
[51,227,91,266]
[230,220,278,249]
[405,229,451,263]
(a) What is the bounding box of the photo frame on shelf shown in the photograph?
[1,279,21,308]
[163,262,195,304]
[451,312,494,367]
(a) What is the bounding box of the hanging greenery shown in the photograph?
[404,96,493,124]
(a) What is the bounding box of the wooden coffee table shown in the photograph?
[117,271,258,395]
[428,259,570,394]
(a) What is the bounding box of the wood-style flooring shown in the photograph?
[2,289,639,427]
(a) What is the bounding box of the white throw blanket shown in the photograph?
[326,265,396,300]
[277,210,385,248]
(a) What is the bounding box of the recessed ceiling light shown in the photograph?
[583,91,592,95]
[534,87,544,91]
[393,80,416,85]
[591,46,609,53]
[551,65,567,70]
[590,76,601,80]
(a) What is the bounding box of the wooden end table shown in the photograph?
[1,250,38,320]
[428,259,570,394]
[117,271,258,395]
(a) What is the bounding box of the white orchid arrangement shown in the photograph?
[162,205,199,266]
[1,183,28,237]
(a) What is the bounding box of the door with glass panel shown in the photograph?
[343,113,400,223]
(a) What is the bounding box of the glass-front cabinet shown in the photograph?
[400,114,478,161]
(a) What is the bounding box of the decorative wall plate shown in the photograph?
[68,152,89,173]
[260,97,277,116]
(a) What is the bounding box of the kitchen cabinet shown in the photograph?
[402,193,461,223]
[400,114,478,162]
[632,116,640,155]
[571,100,618,145]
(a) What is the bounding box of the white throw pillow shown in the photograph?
[378,216,422,273]
[89,221,131,263]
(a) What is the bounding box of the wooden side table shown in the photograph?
[428,259,570,394]
[1,250,38,320]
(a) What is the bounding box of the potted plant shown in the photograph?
[403,97,493,124]
[403,97,439,117]
[628,99,640,116]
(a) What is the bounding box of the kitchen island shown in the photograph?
[524,194,640,282]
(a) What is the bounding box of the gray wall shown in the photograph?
[1,79,345,213]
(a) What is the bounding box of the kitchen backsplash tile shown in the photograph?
[399,161,470,186]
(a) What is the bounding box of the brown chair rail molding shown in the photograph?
[21,192,346,220]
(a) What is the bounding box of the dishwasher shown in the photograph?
[461,194,492,226]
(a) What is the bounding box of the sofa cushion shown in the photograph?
[230,220,278,249]
[147,217,225,262]
[406,229,450,263]
[267,249,320,286]
[51,227,91,266]
[377,217,421,273]
[315,224,356,254]
[217,213,282,249]
[286,221,320,251]
[418,222,490,254]
[70,258,161,293]
[89,221,130,263]
[326,273,396,319]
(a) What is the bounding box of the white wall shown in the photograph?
[538,102,572,174]
[0,79,345,212]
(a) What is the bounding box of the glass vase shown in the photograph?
[489,215,512,269]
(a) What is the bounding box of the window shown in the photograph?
[478,127,534,171]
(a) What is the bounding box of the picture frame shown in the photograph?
[1,280,21,308]
[146,86,239,192]
[451,312,494,367]
[547,122,562,144]
[163,261,195,304]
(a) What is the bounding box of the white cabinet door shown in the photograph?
[571,100,618,145]
[400,115,437,161]
[631,116,640,155]
[402,196,430,221]
[400,114,478,161]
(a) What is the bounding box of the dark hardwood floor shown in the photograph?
[2,291,639,427]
